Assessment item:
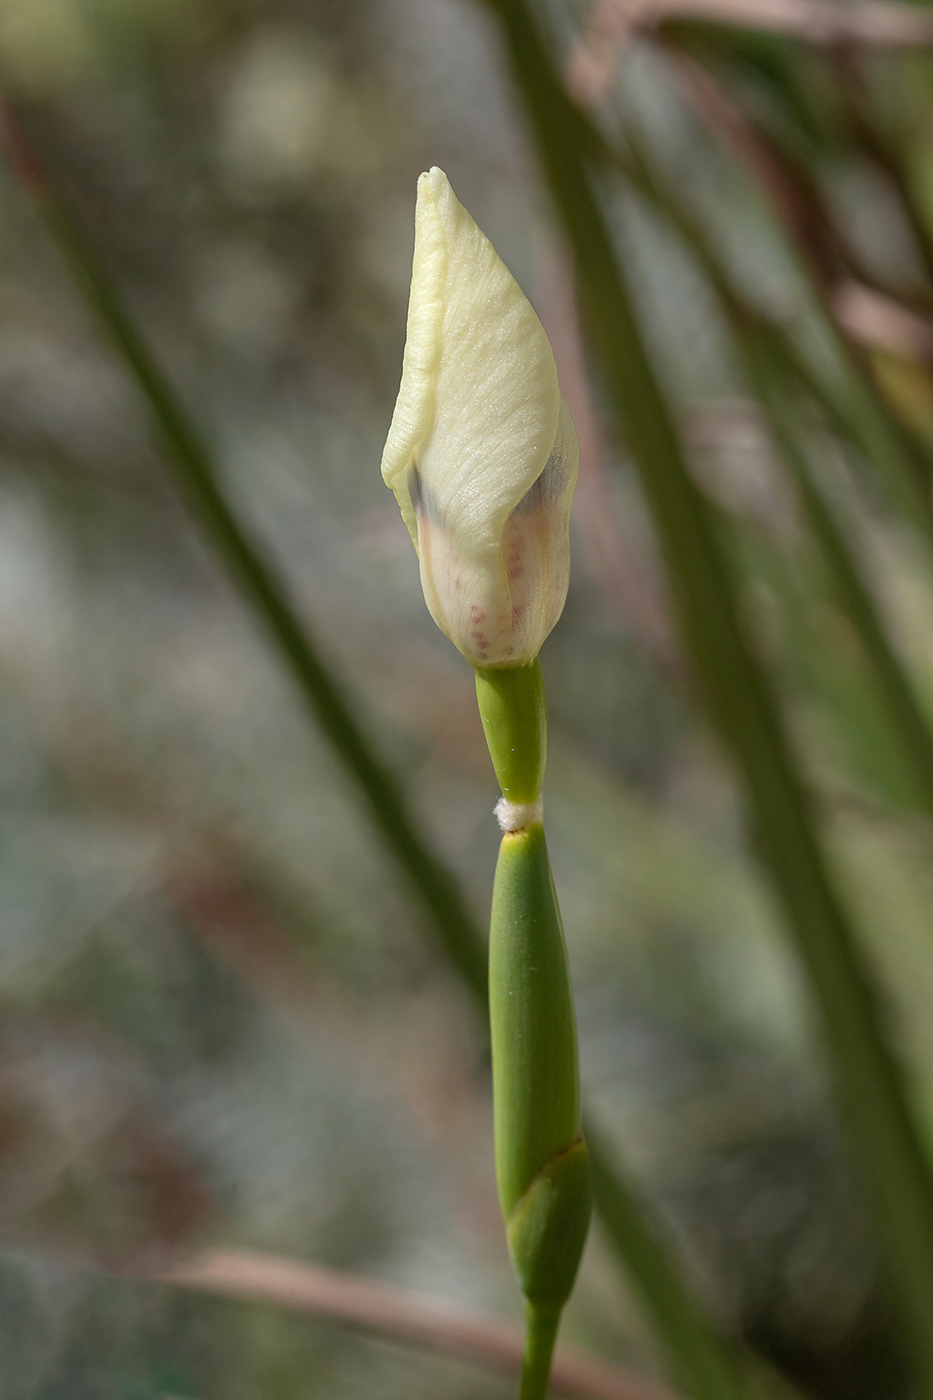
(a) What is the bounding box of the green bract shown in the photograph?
[380,166,579,668]
[489,820,591,1315]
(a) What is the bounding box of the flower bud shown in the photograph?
[381,167,579,668]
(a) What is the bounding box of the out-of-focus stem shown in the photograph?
[605,109,933,530]
[605,111,933,817]
[829,47,933,291]
[484,1,933,1391]
[746,343,933,815]
[657,46,933,518]
[0,94,489,1007]
[0,87,788,1400]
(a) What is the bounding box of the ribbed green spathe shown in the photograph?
[489,819,591,1311]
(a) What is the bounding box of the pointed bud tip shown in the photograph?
[417,165,448,201]
[384,166,578,668]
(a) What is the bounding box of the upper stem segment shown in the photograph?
[475,660,548,804]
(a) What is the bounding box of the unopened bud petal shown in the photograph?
[381,167,578,667]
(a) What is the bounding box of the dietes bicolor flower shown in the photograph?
[381,167,579,669]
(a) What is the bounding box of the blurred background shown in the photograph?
[2,0,933,1396]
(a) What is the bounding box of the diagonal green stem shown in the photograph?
[586,1123,754,1399]
[745,344,933,815]
[484,1,933,1392]
[607,109,933,542]
[0,92,789,1400]
[0,97,491,1004]
[829,49,933,292]
[610,120,933,817]
[655,41,933,529]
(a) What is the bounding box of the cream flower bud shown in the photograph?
[381,167,579,669]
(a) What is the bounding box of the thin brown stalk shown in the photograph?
[639,48,933,431]
[653,47,860,299]
[571,26,933,337]
[568,0,933,103]
[832,281,933,369]
[144,1248,681,1400]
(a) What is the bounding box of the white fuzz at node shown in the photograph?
[495,796,544,832]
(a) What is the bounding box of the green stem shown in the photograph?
[608,116,933,816]
[663,43,933,528]
[485,1,933,1392]
[475,661,548,803]
[488,813,589,1394]
[0,91,792,1400]
[520,1303,560,1400]
[610,110,933,541]
[587,1125,751,1399]
[748,347,933,816]
[480,664,587,1389]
